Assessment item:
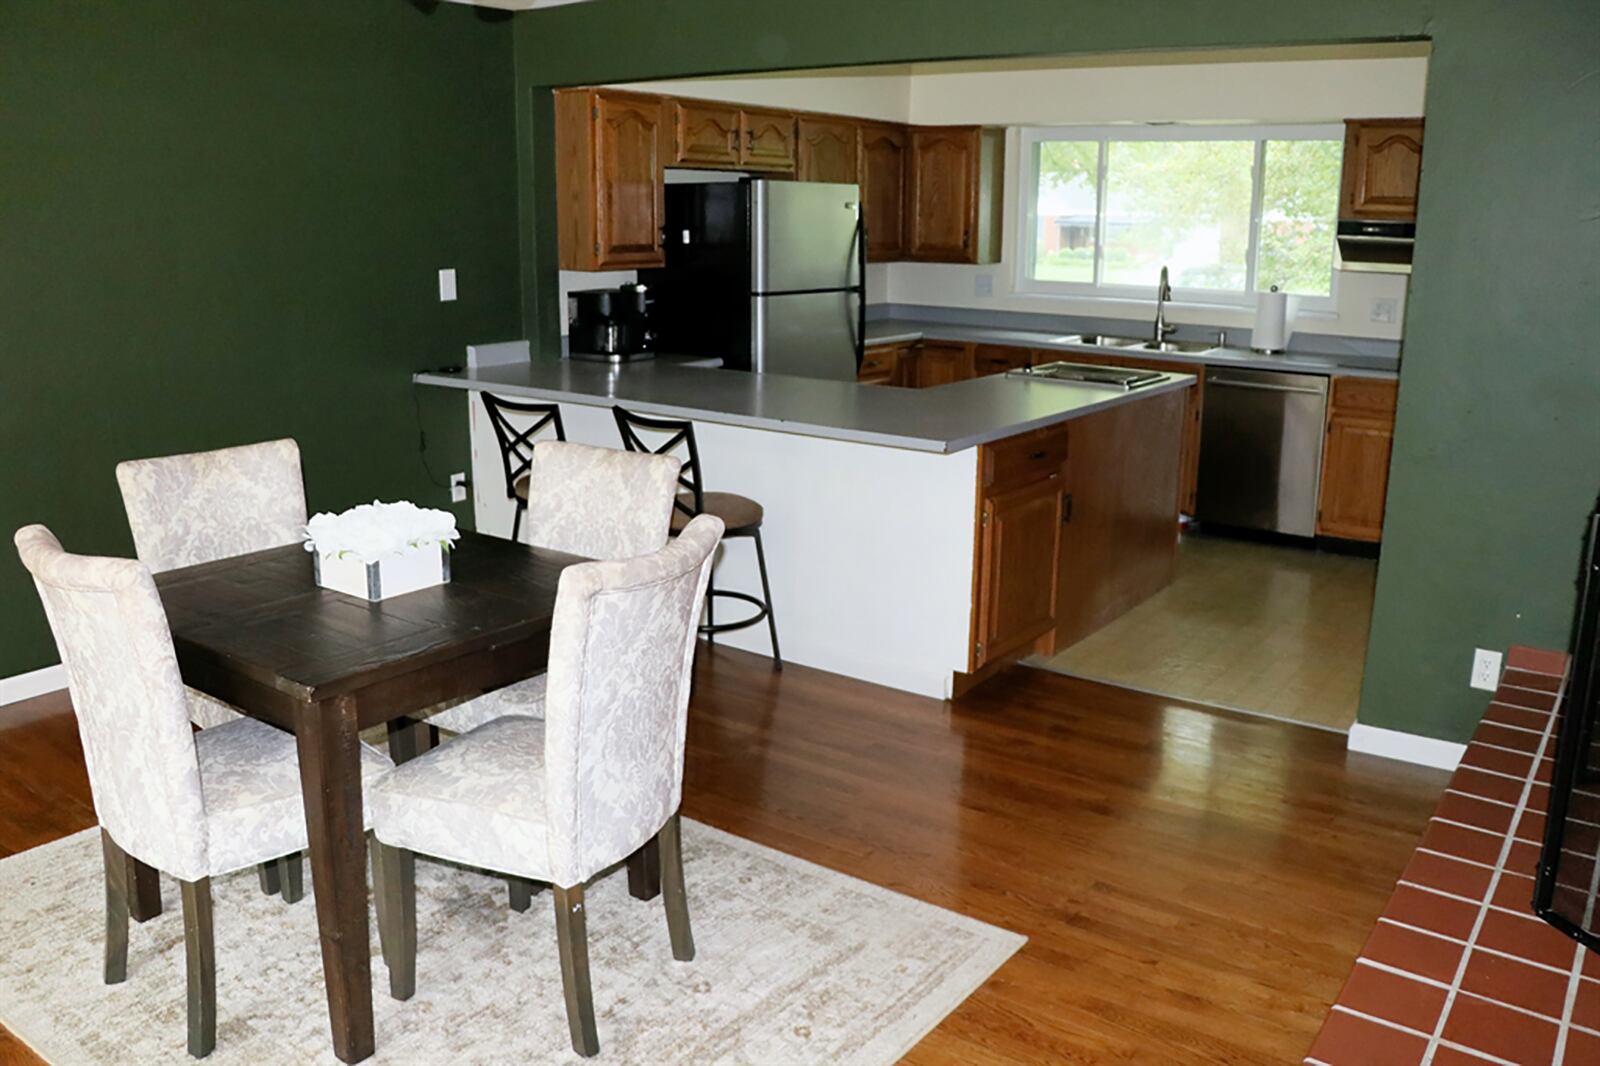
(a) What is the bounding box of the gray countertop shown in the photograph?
[864,318,1401,380]
[414,357,1195,455]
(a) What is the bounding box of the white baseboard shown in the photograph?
[1347,723,1466,771]
[0,664,67,707]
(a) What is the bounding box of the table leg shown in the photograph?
[295,695,375,1063]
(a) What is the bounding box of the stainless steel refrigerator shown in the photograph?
[639,178,865,381]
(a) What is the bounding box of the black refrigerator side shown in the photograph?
[637,181,753,370]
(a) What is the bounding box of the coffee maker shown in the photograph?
[568,284,656,363]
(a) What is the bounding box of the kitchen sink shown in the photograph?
[1119,339,1218,355]
[1061,333,1144,348]
[1058,334,1217,356]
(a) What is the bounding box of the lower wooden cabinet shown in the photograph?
[973,344,1031,377]
[857,343,901,385]
[973,453,1065,669]
[912,340,974,387]
[1317,376,1398,542]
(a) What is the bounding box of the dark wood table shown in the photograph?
[150,531,581,1063]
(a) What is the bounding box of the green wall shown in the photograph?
[0,1,518,677]
[513,0,1600,743]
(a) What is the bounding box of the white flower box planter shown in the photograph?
[313,543,450,602]
[304,500,459,603]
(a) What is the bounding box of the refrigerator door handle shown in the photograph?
[853,215,867,369]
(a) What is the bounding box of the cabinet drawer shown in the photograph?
[973,344,1030,376]
[858,345,898,383]
[983,424,1069,492]
[1330,376,1398,415]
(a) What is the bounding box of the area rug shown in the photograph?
[0,820,1023,1064]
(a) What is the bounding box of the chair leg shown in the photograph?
[659,815,696,962]
[626,835,661,901]
[752,529,782,670]
[278,853,304,904]
[257,861,280,896]
[368,835,390,967]
[705,572,715,646]
[507,875,540,912]
[511,501,526,544]
[100,830,130,984]
[180,878,216,1059]
[373,842,416,1001]
[553,884,600,1057]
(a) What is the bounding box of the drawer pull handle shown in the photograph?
[1028,450,1047,460]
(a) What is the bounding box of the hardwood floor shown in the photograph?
[0,646,1447,1063]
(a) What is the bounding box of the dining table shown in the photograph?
[145,529,583,1063]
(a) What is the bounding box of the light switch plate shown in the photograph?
[449,472,468,504]
[974,273,995,298]
[1371,297,1398,324]
[438,269,458,302]
[1470,648,1503,691]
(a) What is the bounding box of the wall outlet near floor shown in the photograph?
[449,471,468,504]
[438,268,458,302]
[1370,297,1398,324]
[1469,648,1503,691]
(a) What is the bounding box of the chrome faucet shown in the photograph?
[1152,265,1177,344]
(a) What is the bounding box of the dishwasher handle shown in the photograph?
[1207,376,1327,396]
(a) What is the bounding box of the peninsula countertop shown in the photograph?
[414,357,1194,455]
[864,318,1401,380]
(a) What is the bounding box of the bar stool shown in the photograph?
[480,393,566,542]
[612,405,781,670]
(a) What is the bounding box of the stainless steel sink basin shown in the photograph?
[1119,339,1218,355]
[1062,333,1144,348]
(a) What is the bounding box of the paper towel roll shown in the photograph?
[1253,287,1290,353]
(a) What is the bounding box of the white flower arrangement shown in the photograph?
[303,500,460,564]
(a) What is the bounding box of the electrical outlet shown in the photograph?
[974,273,994,298]
[1470,648,1503,691]
[438,268,458,302]
[1370,297,1398,324]
[449,471,468,504]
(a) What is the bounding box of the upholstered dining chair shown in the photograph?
[370,514,724,1057]
[116,438,312,900]
[14,525,394,1059]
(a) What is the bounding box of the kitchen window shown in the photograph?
[1017,125,1344,308]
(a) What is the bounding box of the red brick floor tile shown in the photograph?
[1496,686,1559,712]
[1364,921,1467,983]
[1482,702,1555,733]
[1421,820,1511,867]
[1515,808,1548,843]
[1458,948,1572,1019]
[1507,839,1544,877]
[1403,850,1494,902]
[1585,949,1600,979]
[1460,743,1536,779]
[1305,1009,1427,1066]
[1386,884,1482,941]
[1560,820,1600,855]
[1476,721,1545,753]
[1450,767,1530,806]
[1530,782,1552,811]
[1505,646,1567,676]
[1430,1048,1500,1066]
[1338,962,1450,1033]
[1501,667,1564,692]
[1477,908,1583,970]
[1537,757,1555,784]
[1571,976,1600,1031]
[1441,992,1559,1063]
[1562,1026,1600,1066]
[1437,792,1517,835]
[1490,871,1539,913]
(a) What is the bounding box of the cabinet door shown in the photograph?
[973,344,1030,377]
[974,477,1063,668]
[672,100,740,167]
[913,341,972,387]
[1340,119,1424,220]
[740,108,797,172]
[797,116,859,184]
[859,123,908,261]
[906,126,979,262]
[1318,413,1395,541]
[857,343,897,384]
[594,91,666,268]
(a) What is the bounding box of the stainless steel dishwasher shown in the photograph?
[1196,367,1329,537]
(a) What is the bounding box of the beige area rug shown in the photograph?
[0,821,1022,1064]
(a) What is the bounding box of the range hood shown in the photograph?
[1336,219,1415,274]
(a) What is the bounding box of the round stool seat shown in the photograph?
[671,491,763,534]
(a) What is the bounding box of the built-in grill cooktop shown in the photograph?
[1007,361,1167,390]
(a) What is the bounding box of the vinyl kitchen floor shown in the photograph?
[1033,531,1378,731]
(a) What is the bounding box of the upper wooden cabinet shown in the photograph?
[671,99,741,167]
[796,116,859,184]
[1317,376,1398,542]
[906,126,1004,263]
[1340,119,1425,220]
[554,89,667,271]
[858,122,908,261]
[740,107,797,172]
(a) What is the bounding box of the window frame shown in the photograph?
[1014,123,1345,311]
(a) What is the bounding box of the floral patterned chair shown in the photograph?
[369,514,723,1058]
[13,525,393,1059]
[115,437,311,900]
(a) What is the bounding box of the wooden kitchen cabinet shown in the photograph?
[912,340,974,387]
[857,342,904,385]
[554,88,667,271]
[972,430,1067,670]
[1317,376,1398,542]
[906,126,1004,263]
[740,107,797,172]
[1340,119,1425,220]
[973,344,1032,377]
[797,115,859,184]
[671,99,741,167]
[859,122,909,261]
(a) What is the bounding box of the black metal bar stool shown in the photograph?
[612,405,781,670]
[480,393,565,542]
